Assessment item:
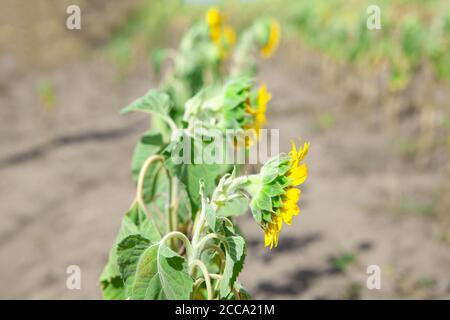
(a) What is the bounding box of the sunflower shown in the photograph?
[205,7,222,43]
[261,19,281,59]
[245,141,309,249]
[244,85,271,139]
[205,7,236,57]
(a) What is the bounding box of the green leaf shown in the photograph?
[176,183,192,224]
[130,243,194,300]
[121,89,171,117]
[255,191,273,212]
[126,202,162,243]
[249,201,262,224]
[131,130,164,183]
[217,197,249,217]
[130,244,163,299]
[117,234,151,298]
[100,276,126,300]
[205,202,216,232]
[262,182,284,197]
[99,202,161,299]
[219,236,246,298]
[165,154,228,214]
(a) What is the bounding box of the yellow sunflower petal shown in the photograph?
[290,141,299,166]
[285,187,300,201]
[298,141,310,162]
[264,229,273,247]
[273,231,279,248]
[258,85,272,114]
[281,209,293,225]
[288,164,308,186]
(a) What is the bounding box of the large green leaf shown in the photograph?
[219,235,246,298]
[125,202,162,243]
[121,89,172,117]
[99,202,161,299]
[118,239,193,300]
[148,243,193,300]
[117,234,151,298]
[164,141,228,214]
[131,130,164,183]
[129,244,162,299]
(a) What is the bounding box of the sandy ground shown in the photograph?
[1,46,449,299]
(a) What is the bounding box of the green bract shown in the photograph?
[245,154,291,225]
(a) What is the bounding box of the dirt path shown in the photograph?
[0,48,449,299]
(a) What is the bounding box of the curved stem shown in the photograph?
[190,259,213,300]
[210,273,223,293]
[209,274,223,280]
[196,233,228,254]
[201,244,226,268]
[169,176,179,234]
[163,116,178,139]
[136,155,164,220]
[193,277,204,288]
[160,231,193,258]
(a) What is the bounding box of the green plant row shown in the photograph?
[289,0,450,91]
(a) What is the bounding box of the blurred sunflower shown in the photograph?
[261,19,281,58]
[206,7,222,43]
[245,85,271,138]
[205,7,236,58]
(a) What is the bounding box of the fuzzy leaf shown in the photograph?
[255,191,273,212]
[131,243,193,300]
[217,197,249,217]
[99,202,161,299]
[205,202,216,232]
[219,236,246,298]
[262,182,285,197]
[117,234,151,298]
[131,130,164,182]
[121,89,171,117]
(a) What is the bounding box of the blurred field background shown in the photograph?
[1,0,450,299]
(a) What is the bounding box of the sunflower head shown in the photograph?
[205,7,222,29]
[220,25,237,57]
[244,85,271,143]
[245,141,309,249]
[254,18,281,59]
[183,77,254,132]
[205,7,236,58]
